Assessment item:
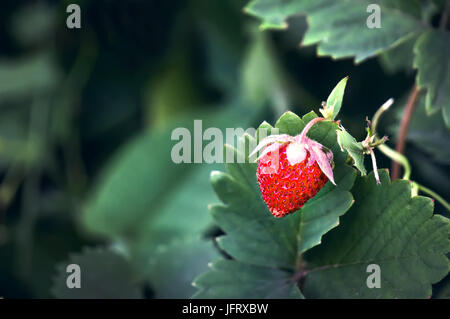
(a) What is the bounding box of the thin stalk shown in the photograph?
[371,97,449,210]
[440,0,449,30]
[413,182,450,211]
[378,144,411,180]
[371,98,393,134]
[392,85,420,180]
[368,148,381,184]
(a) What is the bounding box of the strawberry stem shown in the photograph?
[377,144,411,180]
[298,117,325,143]
[371,98,393,134]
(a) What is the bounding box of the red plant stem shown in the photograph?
[391,84,420,180]
[391,5,448,180]
[440,2,448,30]
[441,12,448,29]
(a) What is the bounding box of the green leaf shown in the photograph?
[256,121,275,142]
[145,52,203,127]
[0,107,41,168]
[146,237,219,298]
[241,24,318,114]
[244,0,423,63]
[10,3,56,47]
[414,30,450,127]
[51,248,142,299]
[301,110,319,124]
[81,103,260,298]
[379,35,418,73]
[303,170,450,298]
[322,77,348,120]
[274,111,305,135]
[382,0,422,18]
[82,105,257,242]
[193,259,304,299]
[194,112,356,298]
[336,128,367,175]
[0,52,60,103]
[241,25,287,107]
[82,123,190,239]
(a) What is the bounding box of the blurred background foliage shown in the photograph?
[0,0,448,298]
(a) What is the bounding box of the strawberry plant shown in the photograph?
[193,78,450,298]
[191,0,450,299]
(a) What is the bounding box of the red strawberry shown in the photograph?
[251,117,335,218]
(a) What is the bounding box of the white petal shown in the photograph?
[286,142,307,165]
[257,142,283,160]
[249,134,294,159]
[310,144,335,185]
[307,138,332,154]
